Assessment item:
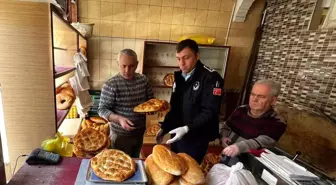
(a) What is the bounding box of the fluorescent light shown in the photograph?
[0,85,10,164]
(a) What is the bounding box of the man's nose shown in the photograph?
[125,67,129,73]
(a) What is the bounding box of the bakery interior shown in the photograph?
[0,0,336,184]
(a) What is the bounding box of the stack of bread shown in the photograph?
[81,116,110,136]
[56,82,75,110]
[200,153,221,175]
[73,127,110,158]
[145,145,205,185]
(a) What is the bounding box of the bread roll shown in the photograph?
[168,177,180,185]
[152,145,182,176]
[178,153,205,185]
[177,155,188,175]
[179,177,205,185]
[145,154,174,185]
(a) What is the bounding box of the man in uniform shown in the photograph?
[156,39,224,164]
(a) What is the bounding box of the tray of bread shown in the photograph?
[86,149,148,184]
[133,98,170,115]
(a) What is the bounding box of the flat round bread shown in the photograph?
[145,154,174,185]
[134,99,168,113]
[74,128,107,152]
[91,149,136,182]
[145,124,161,136]
[178,153,205,185]
[152,145,183,176]
[163,74,174,87]
[90,116,107,124]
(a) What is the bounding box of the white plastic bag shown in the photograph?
[206,162,258,185]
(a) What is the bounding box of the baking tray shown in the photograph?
[86,159,148,184]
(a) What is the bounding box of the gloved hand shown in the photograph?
[156,129,164,144]
[166,126,189,144]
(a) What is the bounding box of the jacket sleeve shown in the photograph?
[187,73,223,131]
[235,135,277,153]
[98,82,116,121]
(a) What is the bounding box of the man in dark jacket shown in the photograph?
[156,39,224,163]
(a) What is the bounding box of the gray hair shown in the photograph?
[117,49,138,63]
[254,79,281,97]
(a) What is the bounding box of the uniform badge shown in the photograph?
[193,81,200,91]
[213,81,222,96]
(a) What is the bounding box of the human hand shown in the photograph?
[222,144,240,157]
[166,126,189,144]
[156,129,164,144]
[221,137,232,147]
[118,116,135,131]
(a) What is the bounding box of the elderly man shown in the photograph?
[98,48,154,158]
[220,79,287,157]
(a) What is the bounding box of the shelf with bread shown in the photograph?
[52,6,87,134]
[142,41,230,146]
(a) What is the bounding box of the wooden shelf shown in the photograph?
[54,66,76,78]
[56,108,70,129]
[145,65,179,69]
[152,85,172,88]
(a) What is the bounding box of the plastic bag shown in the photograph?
[178,35,215,45]
[41,132,74,157]
[206,162,258,185]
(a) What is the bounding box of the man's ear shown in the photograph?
[196,52,200,61]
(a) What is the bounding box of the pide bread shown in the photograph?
[145,124,161,136]
[74,128,107,152]
[152,145,183,176]
[178,153,205,185]
[134,99,169,113]
[168,177,180,185]
[145,154,174,185]
[91,149,136,181]
[179,177,205,185]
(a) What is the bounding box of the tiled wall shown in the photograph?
[79,0,265,90]
[253,0,336,119]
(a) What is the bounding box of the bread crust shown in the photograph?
[145,154,174,185]
[91,149,136,181]
[152,145,183,176]
[177,153,205,185]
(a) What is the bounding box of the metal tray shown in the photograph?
[86,159,148,184]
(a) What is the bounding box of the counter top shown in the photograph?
[7,157,83,185]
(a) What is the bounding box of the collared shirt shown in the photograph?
[181,68,196,81]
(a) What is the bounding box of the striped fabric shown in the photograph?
[98,73,154,136]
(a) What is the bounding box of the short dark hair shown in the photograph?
[176,39,199,54]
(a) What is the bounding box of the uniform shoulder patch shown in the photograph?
[203,65,215,72]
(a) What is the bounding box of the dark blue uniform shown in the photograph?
[161,61,224,163]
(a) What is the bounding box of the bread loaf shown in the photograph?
[178,153,205,185]
[179,177,205,185]
[145,154,174,185]
[168,177,180,185]
[152,145,183,176]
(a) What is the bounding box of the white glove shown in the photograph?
[166,126,189,144]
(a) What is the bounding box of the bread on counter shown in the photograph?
[145,154,174,185]
[152,145,183,176]
[178,153,205,185]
